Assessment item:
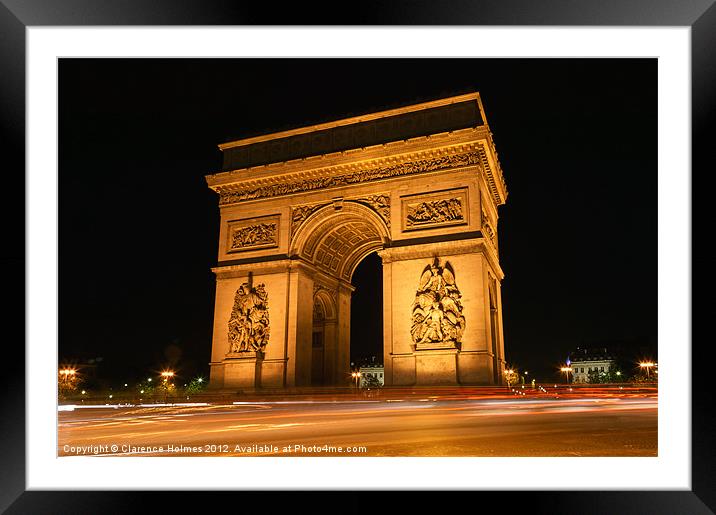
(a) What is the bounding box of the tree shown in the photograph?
[609,369,626,383]
[185,376,208,395]
[631,372,658,384]
[587,368,626,384]
[157,379,176,402]
[136,380,155,398]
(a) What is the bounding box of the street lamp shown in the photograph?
[639,362,655,379]
[560,366,572,385]
[58,368,78,398]
[504,368,516,388]
[59,368,77,380]
[160,371,175,403]
[356,372,361,390]
[351,372,361,390]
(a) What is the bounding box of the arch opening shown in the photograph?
[311,289,336,386]
[295,203,389,386]
[350,252,383,369]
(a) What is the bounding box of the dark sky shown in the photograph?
[59,58,656,384]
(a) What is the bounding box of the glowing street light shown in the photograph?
[159,371,176,403]
[639,362,656,379]
[58,369,78,397]
[560,366,573,384]
[351,372,361,389]
[504,368,517,388]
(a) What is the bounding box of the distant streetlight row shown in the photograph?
[558,361,657,383]
[502,360,657,386]
[59,368,206,390]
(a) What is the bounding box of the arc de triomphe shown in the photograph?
[206,93,508,389]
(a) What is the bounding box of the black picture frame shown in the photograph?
[1,2,708,513]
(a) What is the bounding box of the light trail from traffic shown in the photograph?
[58,387,657,457]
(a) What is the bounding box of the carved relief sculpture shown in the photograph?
[313,301,325,322]
[291,203,327,236]
[230,222,277,251]
[406,198,463,228]
[219,152,481,205]
[410,258,465,349]
[227,282,270,353]
[481,208,497,247]
[354,194,391,229]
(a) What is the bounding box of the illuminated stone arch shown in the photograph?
[206,92,508,389]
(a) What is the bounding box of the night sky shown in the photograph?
[59,58,656,385]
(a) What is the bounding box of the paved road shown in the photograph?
[58,389,657,457]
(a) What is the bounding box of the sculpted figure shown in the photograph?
[228,282,270,353]
[418,301,444,343]
[411,258,465,347]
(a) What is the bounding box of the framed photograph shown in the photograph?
[3,1,708,513]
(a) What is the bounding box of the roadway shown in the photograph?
[58,386,657,457]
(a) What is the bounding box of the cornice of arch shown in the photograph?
[207,132,506,207]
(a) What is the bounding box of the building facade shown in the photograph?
[569,348,616,383]
[358,366,385,387]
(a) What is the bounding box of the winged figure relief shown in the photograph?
[411,258,465,347]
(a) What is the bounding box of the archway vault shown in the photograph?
[313,288,337,321]
[291,202,390,283]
